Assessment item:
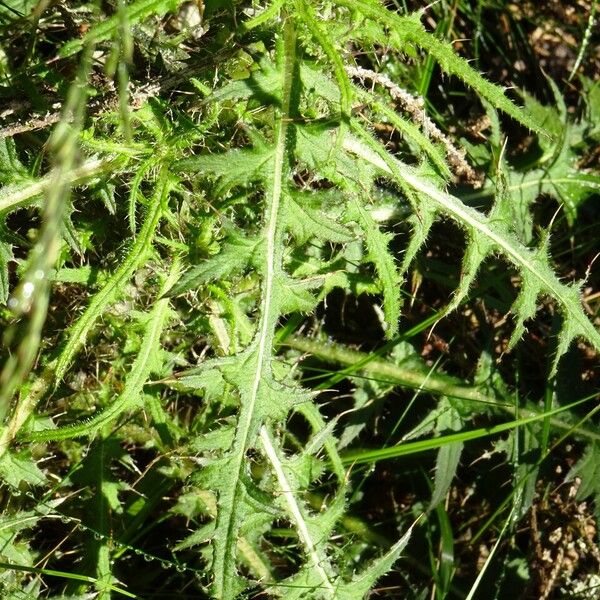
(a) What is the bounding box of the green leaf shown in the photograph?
[567,443,600,523]
[175,146,274,194]
[429,400,464,510]
[25,261,178,442]
[205,22,300,598]
[0,139,29,186]
[168,235,263,297]
[508,152,600,231]
[494,83,600,236]
[260,426,338,597]
[335,520,415,600]
[343,130,600,375]
[275,274,317,315]
[349,196,401,338]
[198,56,281,105]
[0,451,46,488]
[54,169,173,383]
[284,191,352,244]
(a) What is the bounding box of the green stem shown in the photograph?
[282,334,600,444]
[0,156,127,216]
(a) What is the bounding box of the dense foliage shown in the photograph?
[0,0,598,598]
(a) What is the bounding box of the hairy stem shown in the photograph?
[283,334,600,444]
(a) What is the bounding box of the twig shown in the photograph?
[346,65,483,187]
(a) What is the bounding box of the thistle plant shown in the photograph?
[0,0,598,598]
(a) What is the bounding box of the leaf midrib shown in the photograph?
[213,19,298,599]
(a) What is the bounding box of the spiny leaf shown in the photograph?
[0,139,29,185]
[175,146,274,194]
[507,141,600,234]
[0,450,46,488]
[334,0,545,135]
[295,121,377,186]
[197,56,282,105]
[275,274,317,315]
[335,520,416,600]
[173,522,216,551]
[207,21,298,598]
[508,235,551,349]
[260,425,337,596]
[284,191,352,244]
[349,196,401,338]
[168,235,264,297]
[294,0,353,126]
[343,130,600,374]
[400,205,436,275]
[296,402,346,481]
[54,169,173,383]
[443,225,495,316]
[24,261,179,442]
[365,94,451,180]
